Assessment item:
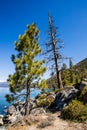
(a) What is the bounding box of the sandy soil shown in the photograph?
[7,112,87,130]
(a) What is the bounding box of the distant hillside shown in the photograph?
[47,58,87,88]
[0,82,9,87]
[75,58,87,71]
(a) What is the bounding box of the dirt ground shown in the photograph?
[8,112,87,130]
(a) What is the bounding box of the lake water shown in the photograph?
[0,87,41,115]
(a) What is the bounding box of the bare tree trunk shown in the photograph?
[57,69,63,88]
[49,15,63,88]
[25,80,30,116]
[53,44,63,88]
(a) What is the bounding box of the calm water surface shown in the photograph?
[0,87,40,115]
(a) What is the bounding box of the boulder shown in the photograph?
[13,101,25,113]
[30,107,46,116]
[3,105,22,124]
[7,105,16,115]
[0,115,3,126]
[48,86,78,112]
[79,81,87,90]
[3,112,23,124]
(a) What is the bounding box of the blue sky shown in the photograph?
[0,0,87,81]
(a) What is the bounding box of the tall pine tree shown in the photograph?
[7,23,47,116]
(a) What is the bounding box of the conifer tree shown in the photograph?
[69,58,74,84]
[44,13,63,88]
[69,58,73,69]
[6,23,47,116]
[62,63,67,70]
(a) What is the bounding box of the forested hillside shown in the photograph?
[47,58,87,88]
[75,58,87,71]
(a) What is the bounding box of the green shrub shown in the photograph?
[36,95,55,107]
[79,86,87,104]
[63,100,87,122]
[55,88,63,94]
[46,95,55,105]
[38,94,47,100]
[37,99,47,107]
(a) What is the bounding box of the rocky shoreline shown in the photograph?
[0,81,87,129]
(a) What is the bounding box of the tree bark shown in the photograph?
[53,44,63,88]
[48,15,63,88]
[25,80,30,116]
[57,68,63,88]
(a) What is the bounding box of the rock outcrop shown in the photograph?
[79,81,87,90]
[2,86,80,125]
[48,86,78,112]
[3,104,24,125]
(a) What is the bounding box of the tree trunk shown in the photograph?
[25,80,30,116]
[51,32,63,88]
[48,15,63,89]
[57,68,63,88]
[55,52,63,88]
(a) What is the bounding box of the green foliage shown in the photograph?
[5,94,14,103]
[47,58,87,89]
[69,58,73,69]
[8,23,47,92]
[36,99,47,107]
[46,75,58,90]
[6,23,47,115]
[79,86,87,104]
[62,69,71,86]
[75,58,87,73]
[52,58,87,90]
[74,58,87,79]
[37,94,47,100]
[63,100,87,122]
[39,79,48,91]
[62,63,67,70]
[36,94,55,107]
[54,88,63,94]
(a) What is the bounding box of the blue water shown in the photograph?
[0,87,41,115]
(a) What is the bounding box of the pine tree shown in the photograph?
[69,58,74,84]
[6,23,47,116]
[62,63,67,70]
[69,58,73,69]
[44,13,63,88]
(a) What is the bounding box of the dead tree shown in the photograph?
[44,13,63,88]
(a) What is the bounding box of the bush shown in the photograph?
[63,100,87,122]
[37,94,47,100]
[79,86,87,104]
[37,99,47,107]
[54,88,63,94]
[36,94,55,107]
